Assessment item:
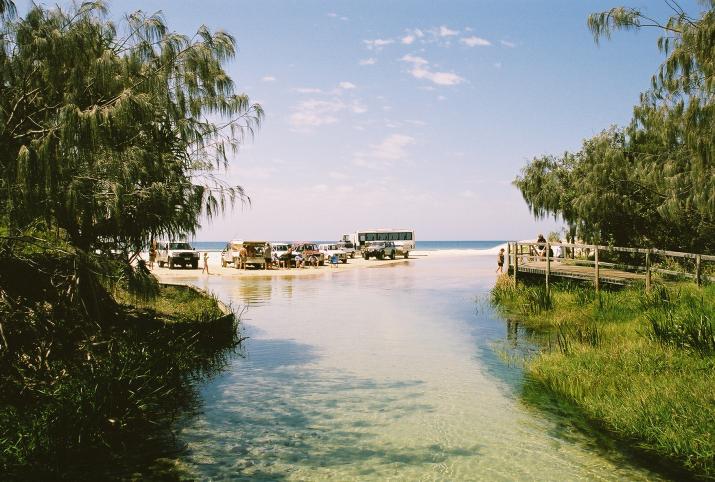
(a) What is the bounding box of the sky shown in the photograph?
[22,0,705,241]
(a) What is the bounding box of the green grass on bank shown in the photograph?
[491,276,715,478]
[1,271,237,479]
[115,284,227,325]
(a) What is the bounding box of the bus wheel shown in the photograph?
[363,253,369,260]
[404,252,409,259]
[390,252,395,260]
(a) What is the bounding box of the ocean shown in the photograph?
[191,240,506,252]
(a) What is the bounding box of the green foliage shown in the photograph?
[515,3,715,253]
[0,1,262,252]
[646,291,715,354]
[492,279,715,477]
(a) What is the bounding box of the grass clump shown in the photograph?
[491,277,715,478]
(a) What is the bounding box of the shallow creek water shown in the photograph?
[171,255,662,480]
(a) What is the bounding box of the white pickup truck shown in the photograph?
[156,241,200,269]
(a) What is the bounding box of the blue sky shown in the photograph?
[24,0,704,240]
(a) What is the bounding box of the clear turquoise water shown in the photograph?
[169,255,661,480]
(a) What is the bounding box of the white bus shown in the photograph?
[342,229,415,258]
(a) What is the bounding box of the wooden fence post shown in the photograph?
[514,242,519,285]
[545,242,551,295]
[645,250,651,292]
[696,254,702,286]
[594,245,600,292]
[507,242,511,273]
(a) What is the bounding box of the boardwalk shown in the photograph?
[513,259,645,285]
[508,241,713,290]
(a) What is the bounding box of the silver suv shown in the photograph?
[362,241,397,260]
[156,241,200,269]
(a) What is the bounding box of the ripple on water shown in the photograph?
[174,256,665,481]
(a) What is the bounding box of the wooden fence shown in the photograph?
[507,241,715,293]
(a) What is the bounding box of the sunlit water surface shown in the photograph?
[173,256,661,480]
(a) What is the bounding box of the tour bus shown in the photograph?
[342,229,415,258]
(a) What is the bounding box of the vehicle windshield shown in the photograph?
[339,242,354,248]
[273,244,288,251]
[170,242,193,250]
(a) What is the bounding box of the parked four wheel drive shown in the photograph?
[336,241,356,258]
[241,241,269,269]
[362,241,397,260]
[156,241,200,269]
[221,240,243,267]
[293,242,325,266]
[318,243,348,264]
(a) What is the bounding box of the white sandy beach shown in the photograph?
[143,243,509,281]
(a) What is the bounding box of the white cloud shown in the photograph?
[339,81,356,90]
[494,62,502,69]
[400,55,464,86]
[329,171,348,180]
[261,75,277,82]
[352,134,416,169]
[401,54,428,66]
[327,12,337,18]
[292,87,323,94]
[373,134,415,160]
[500,40,516,48]
[289,99,345,130]
[359,57,377,66]
[239,166,278,180]
[461,36,491,47]
[364,38,394,50]
[289,96,366,131]
[402,34,415,45]
[351,102,368,114]
[439,25,459,37]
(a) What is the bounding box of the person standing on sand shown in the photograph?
[202,252,209,274]
[264,243,272,270]
[496,248,505,274]
[239,245,247,270]
[148,240,157,269]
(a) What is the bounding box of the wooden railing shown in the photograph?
[507,241,715,292]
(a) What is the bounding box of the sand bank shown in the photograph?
[145,245,506,282]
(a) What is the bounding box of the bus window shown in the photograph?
[401,232,413,240]
[365,233,375,241]
[389,233,399,240]
[377,233,388,241]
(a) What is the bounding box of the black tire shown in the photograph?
[192,261,198,269]
[168,258,174,269]
[377,252,384,260]
[319,260,325,266]
[404,251,409,259]
[363,253,369,260]
[159,261,164,268]
[342,258,347,264]
[390,251,395,260]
